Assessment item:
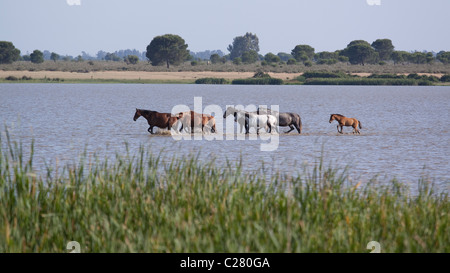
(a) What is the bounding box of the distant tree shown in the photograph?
[30,50,44,64]
[75,55,84,62]
[124,55,139,64]
[191,50,224,60]
[104,53,121,61]
[22,55,31,61]
[409,52,434,64]
[241,50,259,64]
[291,45,315,62]
[146,34,189,68]
[341,40,377,65]
[437,51,450,64]
[0,41,21,64]
[50,52,60,62]
[277,52,293,62]
[210,53,221,64]
[315,51,338,61]
[286,58,297,65]
[391,51,409,64]
[371,39,394,61]
[264,53,281,63]
[232,57,242,65]
[96,50,107,60]
[227,32,260,60]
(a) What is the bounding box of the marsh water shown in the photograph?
[1,83,449,192]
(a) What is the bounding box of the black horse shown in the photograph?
[257,107,302,134]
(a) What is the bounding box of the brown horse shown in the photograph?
[134,108,182,134]
[202,115,216,133]
[179,111,216,133]
[329,114,362,134]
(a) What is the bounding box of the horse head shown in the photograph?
[134,108,142,121]
[329,114,335,123]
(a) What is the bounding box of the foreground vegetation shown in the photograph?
[1,132,448,253]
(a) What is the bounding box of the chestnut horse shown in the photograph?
[329,114,362,134]
[134,108,182,134]
[179,111,216,133]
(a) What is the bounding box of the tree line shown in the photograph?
[1,34,450,67]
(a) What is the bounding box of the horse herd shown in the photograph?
[133,108,362,135]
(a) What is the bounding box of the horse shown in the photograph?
[133,108,182,134]
[257,107,302,134]
[202,115,216,133]
[179,111,216,133]
[234,111,278,134]
[223,106,256,133]
[329,114,362,134]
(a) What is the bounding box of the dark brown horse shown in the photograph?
[329,114,362,134]
[134,108,182,134]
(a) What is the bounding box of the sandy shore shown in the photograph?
[0,70,302,81]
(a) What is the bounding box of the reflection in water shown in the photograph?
[1,83,449,193]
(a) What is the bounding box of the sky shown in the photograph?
[0,0,449,56]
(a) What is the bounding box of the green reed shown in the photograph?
[0,131,448,253]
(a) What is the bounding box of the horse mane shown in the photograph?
[331,114,345,117]
[138,109,155,115]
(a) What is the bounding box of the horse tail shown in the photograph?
[358,120,362,129]
[294,114,302,134]
[299,116,302,134]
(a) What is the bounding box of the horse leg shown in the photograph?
[285,125,294,133]
[336,125,340,133]
[148,126,154,134]
[293,123,301,134]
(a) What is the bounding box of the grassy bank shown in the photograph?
[0,133,448,252]
[1,60,450,74]
[0,76,193,84]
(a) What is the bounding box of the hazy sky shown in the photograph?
[0,0,449,56]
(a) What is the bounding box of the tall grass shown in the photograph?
[0,131,448,253]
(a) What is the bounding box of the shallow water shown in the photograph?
[1,83,449,192]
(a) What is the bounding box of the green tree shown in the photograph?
[50,52,60,62]
[232,57,242,65]
[241,50,259,64]
[264,53,281,63]
[30,50,44,64]
[146,34,189,68]
[0,41,21,64]
[341,40,377,65]
[124,55,139,64]
[371,39,394,61]
[227,32,259,60]
[437,51,450,64]
[210,53,221,64]
[277,52,293,62]
[105,53,121,61]
[409,52,434,64]
[291,44,315,62]
[391,51,409,64]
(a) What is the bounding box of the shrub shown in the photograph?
[195,78,228,84]
[440,74,450,82]
[302,71,348,79]
[232,58,242,65]
[304,78,432,86]
[232,78,283,85]
[304,60,313,67]
[5,76,18,81]
[287,59,297,65]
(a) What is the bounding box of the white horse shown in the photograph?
[234,111,278,134]
[223,106,249,133]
